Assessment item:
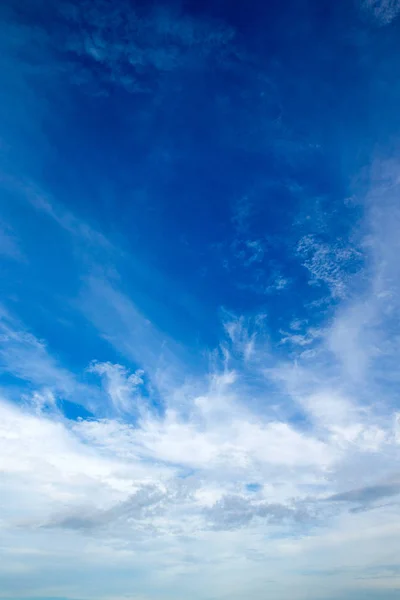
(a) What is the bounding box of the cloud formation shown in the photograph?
[1,1,400,599]
[2,175,400,596]
[51,0,238,95]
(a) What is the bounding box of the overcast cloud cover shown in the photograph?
[1,1,400,599]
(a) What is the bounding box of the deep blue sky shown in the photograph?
[1,1,400,599]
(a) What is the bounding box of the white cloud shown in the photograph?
[0,306,77,395]
[88,361,144,415]
[79,274,186,396]
[2,0,400,595]
[1,336,400,600]
[297,234,361,299]
[2,144,400,598]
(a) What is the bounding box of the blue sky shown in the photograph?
[1,0,400,598]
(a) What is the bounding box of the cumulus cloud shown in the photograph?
[2,283,400,598]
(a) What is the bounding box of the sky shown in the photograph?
[1,0,400,599]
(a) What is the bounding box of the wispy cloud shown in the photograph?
[1,279,400,598]
[51,1,237,95]
[0,306,76,395]
[1,0,400,597]
[3,177,115,254]
[360,0,400,25]
[297,234,362,299]
[88,361,145,415]
[0,306,109,417]
[2,154,400,599]
[79,274,187,394]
